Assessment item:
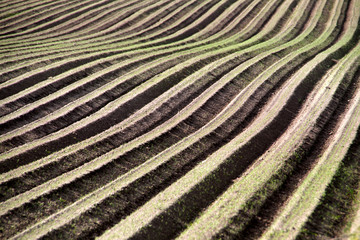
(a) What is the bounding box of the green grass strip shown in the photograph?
[99,4,359,239]
[0,0,311,195]
[0,0,292,155]
[0,0,215,53]
[1,0,182,48]
[261,61,360,240]
[0,0,124,37]
[2,0,312,233]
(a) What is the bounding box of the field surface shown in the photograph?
[1,0,360,239]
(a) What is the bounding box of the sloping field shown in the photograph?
[0,0,360,239]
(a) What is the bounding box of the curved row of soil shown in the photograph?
[1,0,360,239]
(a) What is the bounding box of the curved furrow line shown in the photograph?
[0,46,188,114]
[0,0,71,19]
[8,0,153,42]
[0,0,218,52]
[0,0,316,184]
[0,0,34,12]
[7,0,174,44]
[0,0,268,86]
[343,124,360,240]
[0,0,194,48]
[294,65,360,240]
[0,0,318,201]
[0,0,326,196]
[0,0,318,204]
[0,56,250,201]
[0,0,268,67]
[0,0,310,192]
[0,0,232,95]
[104,0,216,40]
[29,0,190,43]
[236,61,360,240]
[173,3,360,240]
[0,0,205,77]
[2,0,236,94]
[0,0,262,73]
[260,50,360,240]
[0,1,207,73]
[0,49,267,240]
[0,0,146,51]
[0,0,284,156]
[3,1,239,109]
[0,0,254,95]
[97,1,357,239]
[0,0,306,225]
[222,3,359,237]
[1,1,359,240]
[0,0,139,38]
[0,0,107,36]
[0,0,348,237]
[2,1,194,76]
[0,0,286,172]
[0,0,314,205]
[0,0,71,27]
[0,0,284,111]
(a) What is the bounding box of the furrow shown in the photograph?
[0,0,228,92]
[0,0,143,48]
[0,0,72,28]
[2,0,359,239]
[0,0,218,52]
[0,0,266,82]
[0,0,205,76]
[295,66,360,240]
[98,1,358,239]
[174,2,359,239]
[0,0,342,237]
[0,0,318,200]
[0,0,107,36]
[37,0,189,42]
[0,0,249,94]
[0,0,287,170]
[0,0,306,228]
[0,0,138,38]
[0,0,326,200]
[13,0,173,43]
[237,60,360,240]
[260,49,360,240]
[0,2,270,65]
[6,0,155,40]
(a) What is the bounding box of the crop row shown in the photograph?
[1,0,360,239]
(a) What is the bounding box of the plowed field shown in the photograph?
[1,0,360,239]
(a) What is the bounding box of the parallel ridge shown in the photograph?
[0,0,359,239]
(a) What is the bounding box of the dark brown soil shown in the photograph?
[1,0,359,239]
